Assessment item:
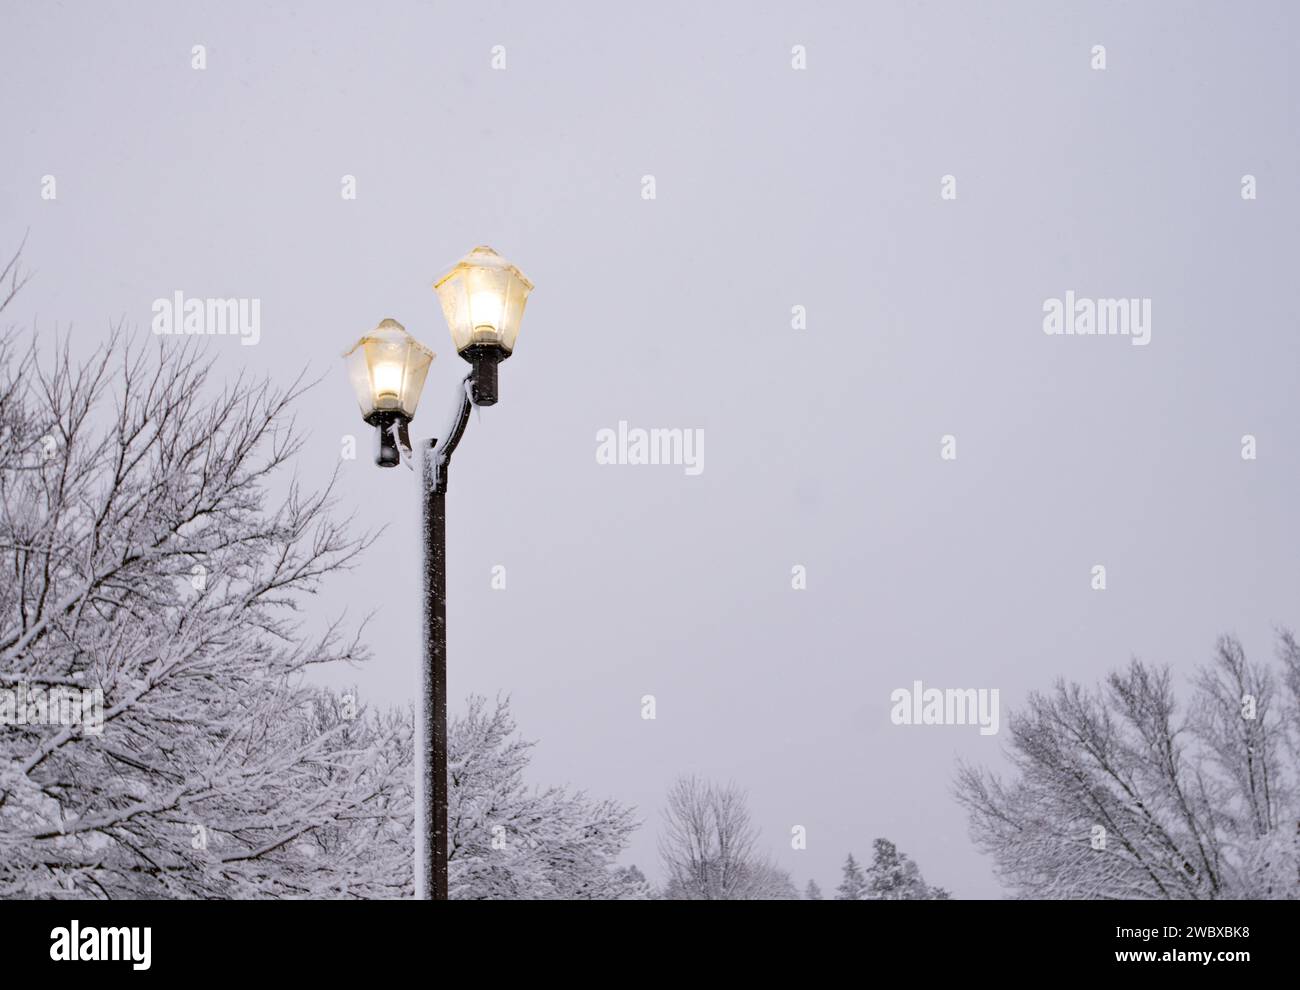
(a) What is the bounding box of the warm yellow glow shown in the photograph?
[371,358,403,406]
[470,288,503,336]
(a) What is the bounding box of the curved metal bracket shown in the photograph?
[424,374,475,494]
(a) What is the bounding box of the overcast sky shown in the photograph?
[3,0,1298,897]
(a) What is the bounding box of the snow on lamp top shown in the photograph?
[342,318,435,420]
[433,246,533,356]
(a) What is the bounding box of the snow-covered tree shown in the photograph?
[804,878,823,900]
[448,695,641,899]
[287,691,413,897]
[864,837,948,900]
[658,774,768,899]
[835,853,866,900]
[0,277,411,897]
[612,864,653,900]
[956,634,1300,899]
[737,859,799,899]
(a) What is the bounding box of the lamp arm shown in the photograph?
[425,374,475,494]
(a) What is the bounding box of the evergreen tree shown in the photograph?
[865,838,948,900]
[835,853,866,900]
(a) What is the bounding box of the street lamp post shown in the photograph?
[343,246,533,901]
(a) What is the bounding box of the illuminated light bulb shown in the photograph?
[470,289,504,343]
[371,357,403,407]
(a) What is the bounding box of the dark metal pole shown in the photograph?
[421,454,448,900]
[420,380,474,901]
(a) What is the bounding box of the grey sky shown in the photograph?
[3,0,1298,897]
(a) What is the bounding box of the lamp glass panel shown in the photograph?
[343,320,434,419]
[434,246,532,354]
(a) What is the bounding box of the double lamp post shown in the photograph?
[342,246,534,901]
